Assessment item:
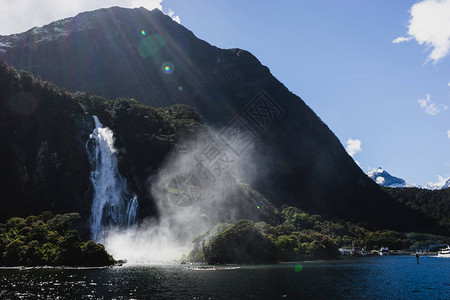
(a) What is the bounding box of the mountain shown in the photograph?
[367,167,449,190]
[0,7,445,234]
[425,177,450,190]
[366,167,419,188]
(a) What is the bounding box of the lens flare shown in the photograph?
[141,30,146,36]
[178,86,183,92]
[161,62,174,75]
[294,265,303,272]
[256,205,260,210]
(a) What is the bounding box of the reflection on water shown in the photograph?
[0,256,448,299]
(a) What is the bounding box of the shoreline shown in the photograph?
[0,265,113,270]
[1,254,443,270]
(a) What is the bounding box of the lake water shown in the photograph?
[1,256,449,299]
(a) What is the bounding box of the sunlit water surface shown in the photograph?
[0,256,448,299]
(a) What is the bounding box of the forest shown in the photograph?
[0,212,115,267]
[188,206,450,264]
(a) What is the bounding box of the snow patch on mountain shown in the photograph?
[0,41,11,53]
[367,167,450,190]
[366,167,420,188]
[424,176,450,190]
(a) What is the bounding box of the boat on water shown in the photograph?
[338,243,368,256]
[379,247,389,256]
[437,245,450,257]
[339,248,352,256]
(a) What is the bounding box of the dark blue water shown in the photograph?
[0,256,448,299]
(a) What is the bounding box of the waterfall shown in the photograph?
[86,116,138,242]
[126,197,139,230]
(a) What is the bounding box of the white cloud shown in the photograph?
[436,175,449,184]
[394,0,450,62]
[0,0,166,35]
[417,94,448,115]
[448,82,450,87]
[167,8,181,24]
[345,138,361,158]
[392,36,413,44]
[376,176,385,185]
[447,129,450,138]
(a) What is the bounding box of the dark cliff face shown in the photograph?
[0,64,92,221]
[0,61,201,226]
[0,7,444,234]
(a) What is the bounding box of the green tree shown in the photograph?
[4,240,24,266]
[203,220,279,264]
[80,241,115,266]
[47,213,81,235]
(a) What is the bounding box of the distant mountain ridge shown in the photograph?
[366,167,419,188]
[0,7,445,234]
[367,167,449,190]
[425,177,450,190]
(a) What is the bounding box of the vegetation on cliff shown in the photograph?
[0,59,92,222]
[383,187,450,231]
[0,58,204,225]
[201,220,279,264]
[0,212,115,267]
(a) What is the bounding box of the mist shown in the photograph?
[102,126,265,264]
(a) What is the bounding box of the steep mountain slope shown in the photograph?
[0,65,92,222]
[0,7,444,234]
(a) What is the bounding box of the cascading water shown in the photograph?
[126,197,139,230]
[86,116,138,242]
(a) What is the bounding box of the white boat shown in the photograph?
[339,248,352,256]
[379,247,389,256]
[437,245,450,257]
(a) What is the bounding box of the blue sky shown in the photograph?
[1,0,449,186]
